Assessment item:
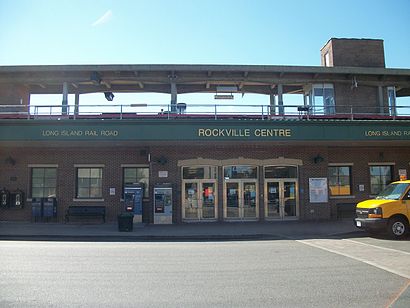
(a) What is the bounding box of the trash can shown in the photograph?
[118,213,134,232]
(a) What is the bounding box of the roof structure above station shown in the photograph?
[0,63,410,97]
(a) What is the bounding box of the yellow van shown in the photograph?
[355,180,410,239]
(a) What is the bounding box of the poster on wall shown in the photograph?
[309,178,328,203]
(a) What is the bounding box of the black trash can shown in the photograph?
[118,213,134,232]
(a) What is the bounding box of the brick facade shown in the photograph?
[321,38,385,68]
[1,143,409,223]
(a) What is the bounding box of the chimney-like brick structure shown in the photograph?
[321,38,385,68]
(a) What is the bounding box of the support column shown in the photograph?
[74,92,80,116]
[269,93,276,115]
[62,82,68,115]
[278,84,284,115]
[170,82,177,113]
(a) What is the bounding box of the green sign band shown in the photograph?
[1,120,410,141]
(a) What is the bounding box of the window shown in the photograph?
[370,165,393,195]
[76,167,103,199]
[31,167,57,198]
[123,167,149,198]
[264,166,297,179]
[324,52,330,67]
[328,166,352,196]
[387,86,396,116]
[224,166,257,179]
[182,166,217,179]
[310,84,335,115]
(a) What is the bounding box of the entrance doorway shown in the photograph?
[224,180,258,220]
[182,181,217,221]
[265,180,298,220]
[181,166,218,222]
[264,166,299,220]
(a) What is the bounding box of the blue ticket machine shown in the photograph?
[153,184,173,224]
[124,183,144,223]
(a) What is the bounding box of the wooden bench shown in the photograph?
[65,206,106,223]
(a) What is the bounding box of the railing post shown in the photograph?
[214,105,217,120]
[120,105,123,120]
[261,105,264,120]
[350,106,354,120]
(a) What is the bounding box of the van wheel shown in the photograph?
[387,217,409,239]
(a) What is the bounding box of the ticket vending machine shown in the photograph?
[124,183,144,223]
[153,184,172,224]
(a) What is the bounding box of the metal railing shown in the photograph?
[0,103,409,120]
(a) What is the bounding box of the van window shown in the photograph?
[375,183,409,200]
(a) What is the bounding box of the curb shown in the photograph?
[0,230,363,242]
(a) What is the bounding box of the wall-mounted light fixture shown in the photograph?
[313,154,324,164]
[351,76,358,89]
[104,92,114,101]
[5,156,16,166]
[156,156,168,165]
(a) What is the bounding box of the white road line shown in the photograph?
[343,238,410,256]
[297,239,410,279]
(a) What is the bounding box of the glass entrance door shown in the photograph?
[265,180,298,220]
[183,181,217,221]
[224,181,258,220]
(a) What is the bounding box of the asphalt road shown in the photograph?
[0,237,409,308]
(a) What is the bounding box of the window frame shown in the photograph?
[369,165,394,195]
[122,166,150,198]
[310,83,335,115]
[387,86,397,116]
[328,165,352,196]
[264,165,298,179]
[75,166,103,199]
[30,166,58,198]
[223,165,258,180]
[182,166,218,180]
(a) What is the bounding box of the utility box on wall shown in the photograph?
[153,184,172,224]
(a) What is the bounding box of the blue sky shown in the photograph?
[0,0,409,67]
[0,0,409,110]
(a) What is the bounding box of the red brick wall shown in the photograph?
[0,84,30,106]
[321,38,385,68]
[1,143,410,223]
[334,83,382,114]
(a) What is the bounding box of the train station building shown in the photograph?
[1,38,410,224]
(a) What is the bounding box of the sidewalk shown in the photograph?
[0,219,362,241]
